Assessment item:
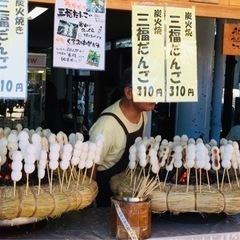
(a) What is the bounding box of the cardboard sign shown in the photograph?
[223,23,240,56]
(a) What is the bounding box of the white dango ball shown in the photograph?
[173,135,181,143]
[150,155,158,165]
[75,140,83,151]
[60,160,70,170]
[139,158,147,168]
[93,155,100,164]
[225,144,234,153]
[0,137,8,147]
[128,161,136,170]
[222,160,231,169]
[138,152,146,160]
[50,142,61,153]
[0,155,6,166]
[222,152,232,162]
[186,159,195,169]
[166,164,174,171]
[57,131,65,142]
[25,144,36,155]
[19,140,29,152]
[129,153,137,162]
[71,156,80,166]
[63,143,73,153]
[88,151,95,161]
[174,152,182,162]
[129,145,137,154]
[138,144,146,153]
[48,133,57,143]
[155,135,162,142]
[4,127,11,137]
[209,139,218,147]
[38,160,47,170]
[11,161,23,171]
[73,149,81,157]
[32,133,41,143]
[188,138,195,144]
[85,159,93,168]
[18,130,29,141]
[186,151,195,162]
[180,134,188,142]
[12,150,23,162]
[78,160,86,169]
[161,139,168,147]
[196,160,205,169]
[38,169,45,179]
[11,171,22,182]
[151,163,160,174]
[39,150,47,161]
[49,160,59,170]
[134,136,142,144]
[75,132,84,142]
[174,160,182,168]
[61,151,72,162]
[204,162,211,171]
[24,163,35,174]
[7,132,18,142]
[80,152,88,162]
[232,160,238,170]
[25,154,36,164]
[88,142,97,152]
[49,151,59,161]
[82,142,89,152]
[8,142,18,151]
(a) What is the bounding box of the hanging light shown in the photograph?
[28,7,48,20]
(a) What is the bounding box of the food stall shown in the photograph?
[2,0,240,239]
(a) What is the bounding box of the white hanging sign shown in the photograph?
[132,4,198,102]
[53,0,106,70]
[0,0,28,99]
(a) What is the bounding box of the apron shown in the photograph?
[96,112,144,207]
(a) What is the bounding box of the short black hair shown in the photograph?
[119,67,132,94]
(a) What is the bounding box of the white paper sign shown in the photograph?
[132,5,165,102]
[165,7,198,102]
[132,5,198,103]
[53,0,106,70]
[0,0,28,99]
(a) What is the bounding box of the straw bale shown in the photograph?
[110,172,129,194]
[167,184,195,213]
[0,178,98,220]
[221,182,240,214]
[0,187,19,219]
[31,186,56,218]
[150,185,171,213]
[195,185,224,213]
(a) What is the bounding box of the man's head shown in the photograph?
[119,67,132,95]
[120,67,156,112]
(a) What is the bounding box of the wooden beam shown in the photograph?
[29,0,240,20]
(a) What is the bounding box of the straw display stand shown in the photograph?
[150,187,169,213]
[110,171,240,215]
[221,182,240,214]
[0,176,98,220]
[167,184,195,214]
[195,185,224,213]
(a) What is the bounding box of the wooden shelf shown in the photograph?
[29,0,240,20]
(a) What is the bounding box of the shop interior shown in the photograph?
[0,2,239,143]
